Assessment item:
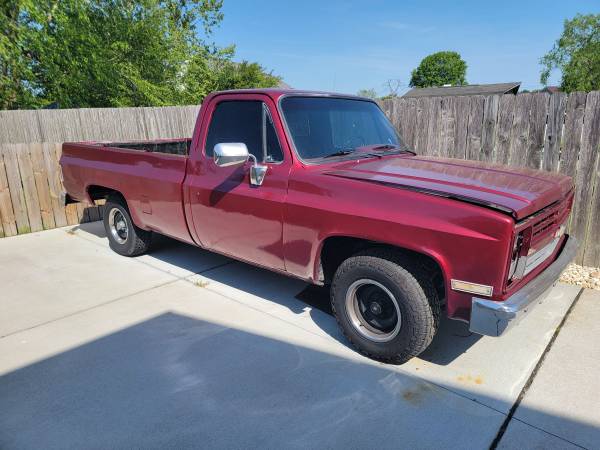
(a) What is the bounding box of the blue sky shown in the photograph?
[211,0,598,95]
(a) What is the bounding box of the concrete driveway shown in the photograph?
[0,223,598,449]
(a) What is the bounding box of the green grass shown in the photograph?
[17,225,31,234]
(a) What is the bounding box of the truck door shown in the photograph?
[184,94,291,271]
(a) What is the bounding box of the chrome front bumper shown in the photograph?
[469,236,577,337]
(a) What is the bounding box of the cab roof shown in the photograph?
[206,88,369,102]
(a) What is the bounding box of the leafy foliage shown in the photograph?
[0,0,281,109]
[540,14,600,93]
[214,60,281,91]
[0,1,35,108]
[357,88,377,99]
[409,51,467,88]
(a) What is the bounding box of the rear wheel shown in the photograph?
[103,196,152,256]
[331,248,440,364]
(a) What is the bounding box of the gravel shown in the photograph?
[560,263,600,291]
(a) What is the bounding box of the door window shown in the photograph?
[205,101,284,163]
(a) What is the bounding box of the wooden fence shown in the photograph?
[0,105,200,238]
[380,92,600,267]
[0,93,598,266]
[0,105,200,144]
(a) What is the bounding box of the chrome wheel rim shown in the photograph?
[108,207,128,244]
[345,279,401,342]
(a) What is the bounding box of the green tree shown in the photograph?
[409,51,467,88]
[540,14,600,93]
[213,60,280,91]
[357,88,378,99]
[0,1,35,108]
[0,0,280,110]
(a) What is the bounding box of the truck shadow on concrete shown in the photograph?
[76,223,481,366]
[1,312,595,449]
[0,313,494,449]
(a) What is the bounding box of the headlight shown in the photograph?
[508,228,532,282]
[508,233,522,279]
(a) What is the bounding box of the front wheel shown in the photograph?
[331,249,440,364]
[103,196,152,257]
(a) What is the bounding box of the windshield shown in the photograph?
[280,96,408,161]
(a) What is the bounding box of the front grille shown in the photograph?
[530,197,571,243]
[508,192,573,286]
[532,211,558,238]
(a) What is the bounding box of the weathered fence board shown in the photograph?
[16,143,44,232]
[579,92,600,266]
[414,98,430,153]
[466,96,485,161]
[439,97,455,158]
[527,93,550,169]
[494,95,516,165]
[0,150,17,237]
[29,143,56,230]
[543,93,567,171]
[451,96,470,159]
[403,99,418,149]
[507,93,532,167]
[1,145,30,234]
[0,95,599,266]
[427,99,440,156]
[585,158,600,266]
[480,95,499,162]
[559,90,587,236]
[571,93,600,262]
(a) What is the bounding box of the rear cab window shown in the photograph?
[205,100,284,163]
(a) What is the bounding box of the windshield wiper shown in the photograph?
[321,144,415,160]
[322,149,356,158]
[371,144,398,150]
[371,144,417,155]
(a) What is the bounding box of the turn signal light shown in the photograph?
[451,279,494,297]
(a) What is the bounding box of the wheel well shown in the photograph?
[318,237,446,303]
[87,185,125,203]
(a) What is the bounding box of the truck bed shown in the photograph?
[60,139,194,244]
[101,138,191,156]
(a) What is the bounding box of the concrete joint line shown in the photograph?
[489,287,586,450]
[0,278,180,339]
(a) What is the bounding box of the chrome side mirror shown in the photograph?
[213,143,249,167]
[213,142,267,186]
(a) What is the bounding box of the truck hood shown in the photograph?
[324,155,573,220]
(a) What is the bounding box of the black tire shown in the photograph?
[103,195,152,256]
[331,248,441,364]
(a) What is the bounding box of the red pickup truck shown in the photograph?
[60,89,577,364]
